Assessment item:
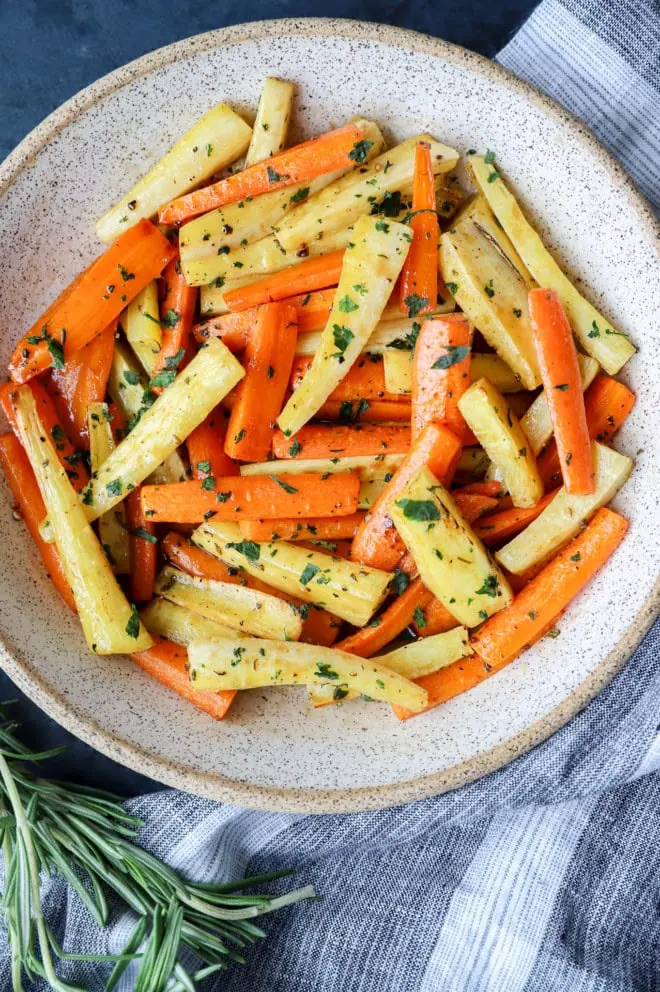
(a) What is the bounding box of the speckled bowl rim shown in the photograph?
[1,18,658,813]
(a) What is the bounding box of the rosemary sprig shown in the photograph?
[0,706,315,990]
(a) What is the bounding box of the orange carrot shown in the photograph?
[350,422,462,572]
[225,302,298,461]
[412,314,471,440]
[399,142,438,316]
[471,506,628,666]
[159,123,366,225]
[290,354,406,405]
[125,488,157,602]
[151,255,198,392]
[317,400,412,423]
[161,531,340,647]
[473,490,558,546]
[453,481,505,499]
[0,433,76,611]
[192,308,261,351]
[298,538,353,559]
[223,251,345,312]
[537,374,635,489]
[239,512,365,543]
[288,288,337,332]
[336,577,434,658]
[141,472,360,524]
[131,638,235,719]
[528,288,594,494]
[9,220,175,382]
[0,380,89,493]
[47,322,116,448]
[412,596,458,637]
[452,492,500,523]
[394,508,628,719]
[187,408,238,481]
[584,375,637,444]
[272,423,411,459]
[192,289,335,350]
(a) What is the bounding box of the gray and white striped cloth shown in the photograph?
[11,0,660,988]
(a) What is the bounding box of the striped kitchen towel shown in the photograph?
[8,1,660,989]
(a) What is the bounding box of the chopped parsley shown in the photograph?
[394,498,440,522]
[266,166,288,183]
[288,439,302,457]
[338,295,359,313]
[226,540,260,561]
[117,264,135,282]
[123,370,141,385]
[432,345,470,370]
[404,294,429,318]
[125,606,140,639]
[316,662,340,680]
[445,282,459,295]
[475,574,498,598]
[200,477,216,491]
[413,606,427,629]
[299,563,321,586]
[331,323,355,357]
[105,479,123,496]
[392,569,410,597]
[374,219,390,233]
[348,139,374,164]
[269,474,298,494]
[290,186,310,204]
[132,527,157,544]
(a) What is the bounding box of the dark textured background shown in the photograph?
[0,0,537,797]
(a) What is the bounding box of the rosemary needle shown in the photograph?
[0,705,315,991]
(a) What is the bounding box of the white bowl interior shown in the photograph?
[0,24,658,810]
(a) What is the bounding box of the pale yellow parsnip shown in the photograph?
[187,636,428,712]
[277,215,411,436]
[458,377,543,508]
[82,339,244,521]
[87,402,130,574]
[154,566,302,641]
[96,103,252,242]
[12,388,152,654]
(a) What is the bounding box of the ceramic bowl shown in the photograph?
[0,19,658,813]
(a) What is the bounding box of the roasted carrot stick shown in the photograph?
[150,256,198,392]
[193,309,261,351]
[225,303,298,462]
[239,512,365,543]
[272,423,411,459]
[528,288,594,494]
[187,408,238,481]
[350,422,462,572]
[473,490,558,546]
[298,538,353,559]
[472,506,628,666]
[412,314,471,440]
[412,596,458,637]
[394,508,628,719]
[453,481,505,499]
[0,380,89,493]
[537,375,635,489]
[192,289,334,349]
[452,492,500,523]
[317,399,412,423]
[141,472,360,524]
[223,251,345,312]
[159,123,366,225]
[335,577,434,658]
[48,322,116,448]
[131,638,235,719]
[287,288,336,332]
[161,531,340,647]
[9,220,175,382]
[399,142,438,317]
[0,433,76,611]
[125,488,157,602]
[290,355,406,404]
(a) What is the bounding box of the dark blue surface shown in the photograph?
[0,0,537,797]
